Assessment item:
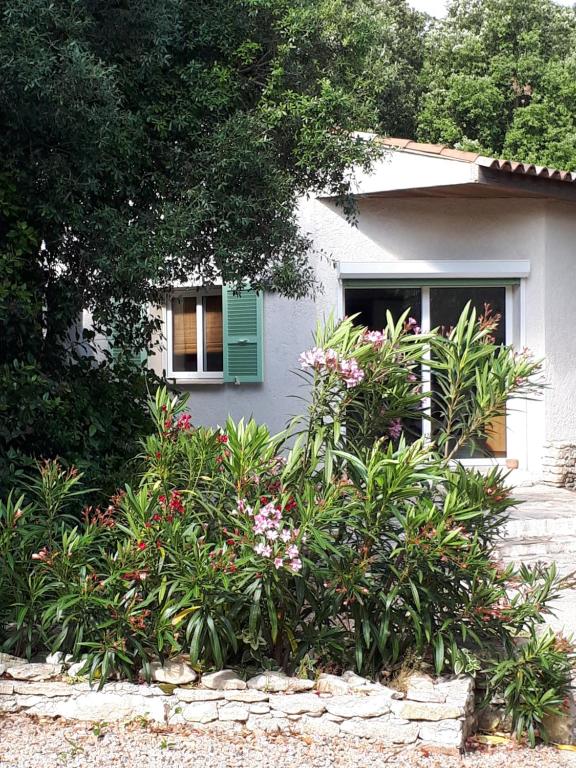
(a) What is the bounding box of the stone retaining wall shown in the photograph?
[0,654,475,750]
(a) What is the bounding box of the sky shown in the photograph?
[408,0,574,15]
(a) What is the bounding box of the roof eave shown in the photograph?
[477,166,576,203]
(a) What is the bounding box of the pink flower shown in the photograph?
[292,528,300,539]
[266,529,279,541]
[388,418,403,440]
[299,347,327,371]
[280,529,291,543]
[274,557,284,569]
[338,358,365,388]
[260,502,275,519]
[405,317,421,335]
[324,348,339,370]
[252,515,268,535]
[255,543,272,557]
[286,544,299,559]
[31,547,49,562]
[289,558,302,572]
[362,330,385,348]
[236,499,252,516]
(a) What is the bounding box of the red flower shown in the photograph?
[166,514,174,523]
[155,451,161,460]
[152,514,162,522]
[158,495,166,504]
[137,541,146,551]
[217,434,228,444]
[260,496,269,505]
[176,413,192,431]
[169,491,185,515]
[156,540,163,549]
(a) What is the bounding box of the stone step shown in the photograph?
[497,512,576,565]
[502,516,576,540]
[497,539,576,562]
[495,486,576,635]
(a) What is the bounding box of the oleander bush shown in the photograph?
[0,307,572,743]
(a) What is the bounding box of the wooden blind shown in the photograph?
[204,295,223,354]
[485,414,507,456]
[172,297,197,355]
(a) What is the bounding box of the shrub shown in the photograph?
[0,307,572,744]
[486,630,575,747]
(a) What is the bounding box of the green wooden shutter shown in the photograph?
[108,310,147,368]
[110,341,147,367]
[222,286,263,383]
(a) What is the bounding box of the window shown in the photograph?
[166,287,264,383]
[344,281,516,458]
[169,290,224,380]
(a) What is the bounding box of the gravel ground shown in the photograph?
[2,714,576,768]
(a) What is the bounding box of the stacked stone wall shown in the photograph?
[0,655,475,750]
[541,441,576,489]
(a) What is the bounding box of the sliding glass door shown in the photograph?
[344,281,515,458]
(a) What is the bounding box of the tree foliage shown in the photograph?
[4,0,576,494]
[0,0,387,314]
[417,0,576,168]
[0,0,392,489]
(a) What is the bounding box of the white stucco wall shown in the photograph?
[544,202,576,442]
[300,195,550,477]
[152,291,318,433]
[152,185,566,481]
[146,148,576,479]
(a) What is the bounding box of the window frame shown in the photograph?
[341,277,521,466]
[166,287,224,382]
[420,283,514,452]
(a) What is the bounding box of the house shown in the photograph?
[148,137,576,487]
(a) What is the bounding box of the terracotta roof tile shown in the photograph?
[380,137,576,184]
[439,147,481,161]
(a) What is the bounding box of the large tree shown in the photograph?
[0,0,391,490]
[371,0,427,139]
[417,0,576,168]
[1,0,388,325]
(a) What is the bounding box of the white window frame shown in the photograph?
[418,284,515,461]
[339,260,529,467]
[166,287,224,383]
